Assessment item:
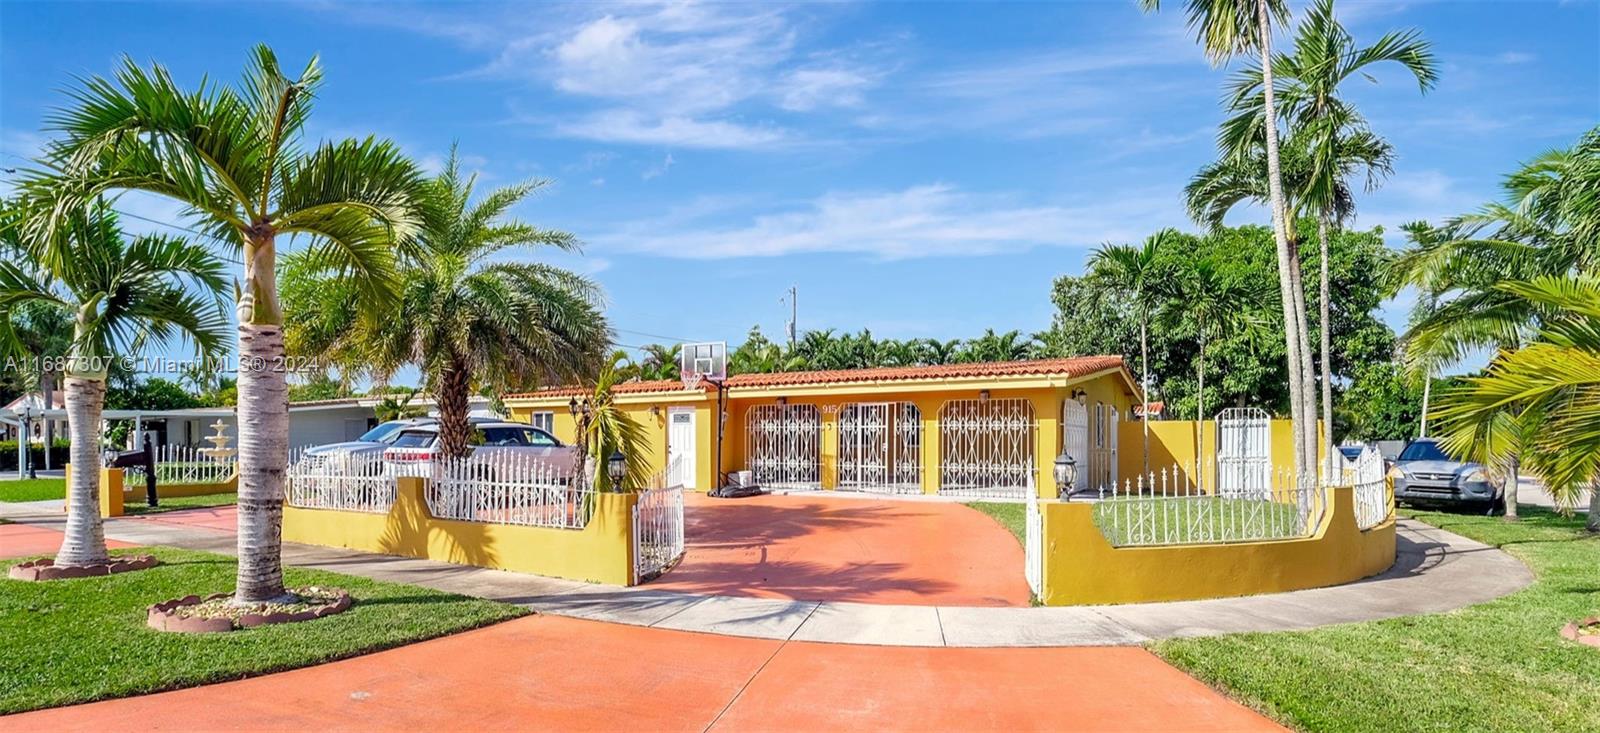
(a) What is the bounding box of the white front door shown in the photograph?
[667,406,696,489]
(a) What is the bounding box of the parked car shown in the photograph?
[300,418,437,461]
[1388,437,1503,512]
[383,421,578,478]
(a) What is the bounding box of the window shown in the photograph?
[479,427,528,446]
[1398,441,1452,462]
[524,428,561,447]
[389,431,436,448]
[1094,403,1105,448]
[358,421,407,443]
[529,411,554,434]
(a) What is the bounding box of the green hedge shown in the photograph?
[0,440,71,472]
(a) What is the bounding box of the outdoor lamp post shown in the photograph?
[607,450,627,489]
[567,397,580,416]
[1054,452,1077,500]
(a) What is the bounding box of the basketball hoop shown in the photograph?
[679,341,727,388]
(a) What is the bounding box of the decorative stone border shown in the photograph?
[1560,616,1600,649]
[8,555,160,581]
[147,588,353,633]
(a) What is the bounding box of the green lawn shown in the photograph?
[965,501,1026,544]
[0,478,66,503]
[122,492,237,515]
[1155,507,1600,732]
[0,546,525,714]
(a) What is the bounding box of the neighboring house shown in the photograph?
[504,355,1143,499]
[0,390,65,443]
[1132,401,1166,421]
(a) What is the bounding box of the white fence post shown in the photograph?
[1023,469,1043,598]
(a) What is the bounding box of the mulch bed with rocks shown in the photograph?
[1561,616,1600,649]
[148,586,353,633]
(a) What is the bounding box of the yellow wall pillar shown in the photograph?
[819,406,838,489]
[1031,390,1061,498]
[918,395,942,495]
[64,465,124,518]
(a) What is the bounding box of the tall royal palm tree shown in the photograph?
[1223,0,1436,473]
[283,150,610,459]
[1157,256,1268,463]
[29,46,431,602]
[1434,276,1600,531]
[0,204,227,567]
[1088,228,1174,474]
[1140,0,1315,485]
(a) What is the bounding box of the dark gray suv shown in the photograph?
[1389,437,1503,512]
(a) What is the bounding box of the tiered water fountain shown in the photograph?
[197,420,236,476]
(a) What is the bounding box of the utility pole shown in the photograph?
[784,285,798,352]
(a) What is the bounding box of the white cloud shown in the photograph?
[594,183,1182,259]
[641,153,675,180]
[779,66,875,111]
[552,110,789,150]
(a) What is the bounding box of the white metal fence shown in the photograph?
[1093,464,1327,547]
[286,452,396,514]
[1350,446,1392,530]
[634,457,687,583]
[1023,470,1043,598]
[122,444,237,486]
[428,453,592,529]
[1216,407,1272,498]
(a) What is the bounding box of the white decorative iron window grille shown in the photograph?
[746,403,822,490]
[938,398,1036,500]
[1216,407,1272,498]
[837,402,923,494]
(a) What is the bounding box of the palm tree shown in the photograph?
[0,204,227,567]
[26,46,432,603]
[638,344,682,381]
[573,351,651,492]
[283,151,610,459]
[1088,228,1174,474]
[1223,0,1436,475]
[1141,0,1314,486]
[1434,276,1600,531]
[1394,126,1599,518]
[917,338,963,365]
[1157,256,1268,460]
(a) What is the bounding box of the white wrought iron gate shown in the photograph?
[1062,399,1089,491]
[1216,407,1271,498]
[939,398,1036,499]
[837,402,922,494]
[746,404,822,490]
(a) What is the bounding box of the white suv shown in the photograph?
[383,421,577,477]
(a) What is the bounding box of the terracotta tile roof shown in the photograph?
[721,355,1128,389]
[505,356,1130,400]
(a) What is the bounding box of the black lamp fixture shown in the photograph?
[776,396,788,406]
[649,404,662,419]
[978,389,991,401]
[1054,452,1078,500]
[607,450,627,487]
[567,397,580,416]
[1072,389,1088,405]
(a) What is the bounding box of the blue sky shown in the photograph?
[3,0,1597,384]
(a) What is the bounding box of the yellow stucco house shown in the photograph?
[504,355,1142,499]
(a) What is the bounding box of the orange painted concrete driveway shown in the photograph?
[650,492,1031,607]
[0,615,1282,732]
[0,523,133,559]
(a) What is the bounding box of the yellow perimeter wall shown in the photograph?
[1115,418,1327,491]
[283,477,637,585]
[508,367,1140,497]
[1038,486,1395,605]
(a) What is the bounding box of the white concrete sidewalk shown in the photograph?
[1,501,1534,648]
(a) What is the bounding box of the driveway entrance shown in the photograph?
[648,492,1031,607]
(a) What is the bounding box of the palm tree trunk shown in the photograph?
[54,375,109,567]
[1503,457,1519,521]
[435,360,473,459]
[1317,217,1335,479]
[1418,374,1431,437]
[1196,330,1207,491]
[234,230,291,604]
[1585,481,1598,533]
[1289,241,1320,481]
[1140,312,1150,476]
[1255,0,1314,488]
